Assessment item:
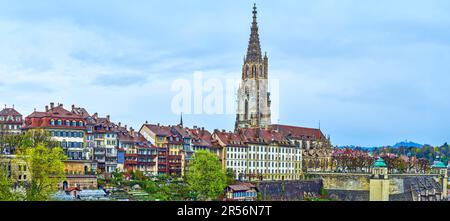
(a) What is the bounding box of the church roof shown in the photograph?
[271,124,325,140]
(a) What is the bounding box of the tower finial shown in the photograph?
[246,3,262,62]
[180,112,184,127]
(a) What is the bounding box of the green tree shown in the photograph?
[111,171,124,187]
[226,168,236,185]
[186,150,227,201]
[17,144,67,201]
[0,166,21,201]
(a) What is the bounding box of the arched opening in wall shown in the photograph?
[62,181,68,190]
[84,166,88,174]
[245,100,249,120]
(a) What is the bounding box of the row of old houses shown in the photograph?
[0,103,332,190]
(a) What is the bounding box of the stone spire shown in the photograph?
[246,3,262,62]
[180,112,184,127]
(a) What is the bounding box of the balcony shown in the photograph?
[125,154,138,158]
[125,160,138,165]
[94,151,105,155]
[105,153,117,157]
[137,161,157,166]
[168,155,182,160]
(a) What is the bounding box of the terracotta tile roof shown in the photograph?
[171,125,190,138]
[238,128,292,145]
[71,107,91,118]
[142,124,174,137]
[118,129,147,143]
[27,105,84,120]
[0,108,21,117]
[228,183,257,192]
[213,131,246,147]
[188,128,216,147]
[271,124,325,140]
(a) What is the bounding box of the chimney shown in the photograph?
[45,105,49,112]
[59,103,63,108]
[130,127,135,135]
[125,125,127,130]
[157,123,160,127]
[106,115,110,121]
[145,121,148,124]
[72,104,75,110]
[118,122,121,127]
[50,102,54,109]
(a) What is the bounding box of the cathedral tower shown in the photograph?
[236,4,271,130]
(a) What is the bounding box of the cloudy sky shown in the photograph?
[0,0,449,147]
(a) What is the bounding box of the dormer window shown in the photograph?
[50,119,55,125]
[57,120,62,126]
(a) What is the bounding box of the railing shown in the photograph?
[105,153,117,157]
[125,160,138,165]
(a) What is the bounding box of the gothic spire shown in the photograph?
[246,3,262,62]
[180,112,184,127]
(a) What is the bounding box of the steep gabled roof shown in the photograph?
[0,108,21,117]
[142,124,174,137]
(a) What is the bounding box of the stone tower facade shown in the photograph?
[236,4,271,130]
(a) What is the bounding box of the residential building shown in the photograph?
[214,128,301,181]
[23,103,87,161]
[0,105,23,136]
[224,183,258,201]
[213,130,248,180]
[119,126,158,175]
[0,155,30,183]
[92,115,118,173]
[71,105,95,163]
[140,124,179,176]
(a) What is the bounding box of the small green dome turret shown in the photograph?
[373,158,387,168]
